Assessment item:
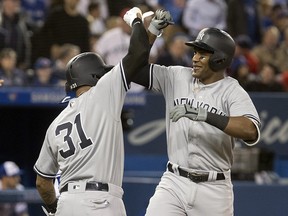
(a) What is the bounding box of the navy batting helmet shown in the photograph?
[65,52,113,91]
[185,28,235,71]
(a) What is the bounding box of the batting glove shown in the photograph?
[170,104,207,122]
[148,9,174,37]
[123,7,142,27]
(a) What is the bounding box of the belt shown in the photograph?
[60,182,109,193]
[168,162,225,183]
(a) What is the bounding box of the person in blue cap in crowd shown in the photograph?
[0,161,29,216]
[31,57,61,87]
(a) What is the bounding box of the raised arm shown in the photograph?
[122,8,173,87]
[122,8,150,83]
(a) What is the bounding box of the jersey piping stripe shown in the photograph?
[148,64,154,90]
[120,60,129,91]
[33,165,57,179]
[243,114,261,126]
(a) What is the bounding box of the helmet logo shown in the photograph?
[197,30,205,41]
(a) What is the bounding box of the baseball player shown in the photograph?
[33,8,173,216]
[132,28,261,215]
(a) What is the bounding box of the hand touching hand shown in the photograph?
[148,9,174,37]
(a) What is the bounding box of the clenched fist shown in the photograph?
[148,9,174,37]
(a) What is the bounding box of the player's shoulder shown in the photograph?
[48,104,73,127]
[222,76,251,96]
[223,76,239,84]
[153,64,190,74]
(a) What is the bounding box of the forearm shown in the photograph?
[123,17,150,82]
[206,114,258,141]
[36,175,57,205]
[171,105,259,143]
[223,116,258,141]
[148,30,157,46]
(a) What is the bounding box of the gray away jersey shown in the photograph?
[34,62,129,189]
[148,64,261,172]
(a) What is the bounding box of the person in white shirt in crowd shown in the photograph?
[86,2,106,36]
[182,0,227,39]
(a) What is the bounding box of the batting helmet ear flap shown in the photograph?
[209,51,227,72]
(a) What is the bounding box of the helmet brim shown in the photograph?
[185,41,214,53]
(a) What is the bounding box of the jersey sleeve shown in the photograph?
[227,85,261,146]
[149,64,185,93]
[33,126,59,178]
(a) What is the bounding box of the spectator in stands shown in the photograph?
[252,26,280,70]
[21,0,49,30]
[93,15,131,65]
[106,0,134,17]
[229,57,255,88]
[258,0,274,29]
[0,0,32,70]
[0,80,4,86]
[227,0,262,45]
[52,43,80,86]
[0,48,27,86]
[87,2,106,37]
[182,0,227,39]
[156,32,192,67]
[147,0,186,25]
[269,3,286,27]
[281,71,288,91]
[31,57,60,87]
[77,0,109,19]
[276,27,288,72]
[245,62,284,92]
[0,161,29,216]
[229,34,259,76]
[32,0,90,61]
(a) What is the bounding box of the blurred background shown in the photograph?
[0,0,288,215]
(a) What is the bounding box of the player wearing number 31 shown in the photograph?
[132,27,261,215]
[33,7,173,216]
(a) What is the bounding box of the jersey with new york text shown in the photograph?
[148,64,261,172]
[34,61,129,189]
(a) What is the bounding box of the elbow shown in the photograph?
[245,128,258,141]
[242,123,259,144]
[135,49,149,66]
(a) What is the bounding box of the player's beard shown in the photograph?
[192,66,202,78]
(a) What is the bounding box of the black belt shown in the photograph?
[60,182,109,193]
[168,162,225,183]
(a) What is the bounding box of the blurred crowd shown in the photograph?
[1,0,288,92]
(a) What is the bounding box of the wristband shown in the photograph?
[205,112,229,131]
